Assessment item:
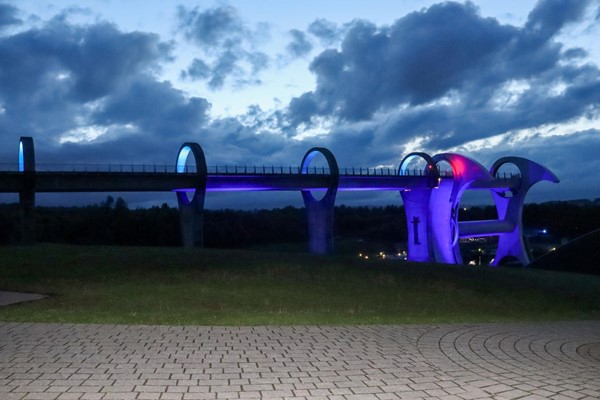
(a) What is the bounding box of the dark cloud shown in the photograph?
[286,29,312,58]
[0,4,277,174]
[0,17,173,148]
[287,92,321,126]
[287,3,518,123]
[203,117,302,165]
[207,50,240,89]
[92,78,210,139]
[68,26,171,101]
[308,18,340,45]
[284,0,600,151]
[563,47,588,59]
[182,49,268,89]
[177,4,242,47]
[177,5,270,89]
[184,58,211,80]
[0,10,212,167]
[0,19,170,101]
[0,2,20,29]
[247,51,269,73]
[526,0,592,39]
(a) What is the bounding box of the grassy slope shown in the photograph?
[0,244,599,325]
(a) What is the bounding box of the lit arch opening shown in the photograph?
[175,142,206,206]
[300,147,339,202]
[19,141,24,172]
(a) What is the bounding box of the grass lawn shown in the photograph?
[0,244,599,325]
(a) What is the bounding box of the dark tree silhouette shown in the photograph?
[0,200,598,249]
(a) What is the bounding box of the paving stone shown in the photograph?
[0,321,598,399]
[183,394,216,400]
[495,389,531,399]
[79,395,103,400]
[56,394,82,400]
[23,394,60,400]
[1,394,27,400]
[512,395,548,400]
[138,394,162,400]
[160,393,184,400]
[102,393,137,400]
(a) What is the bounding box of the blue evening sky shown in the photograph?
[1,0,599,208]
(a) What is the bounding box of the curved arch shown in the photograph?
[427,153,494,264]
[491,156,559,188]
[432,153,493,207]
[19,137,35,172]
[175,142,208,248]
[299,147,339,255]
[489,157,559,266]
[175,142,207,205]
[433,153,492,181]
[398,152,439,178]
[300,147,339,203]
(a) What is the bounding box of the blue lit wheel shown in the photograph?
[299,147,339,202]
[175,142,207,205]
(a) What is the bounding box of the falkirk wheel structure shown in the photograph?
[6,137,559,266]
[397,152,559,266]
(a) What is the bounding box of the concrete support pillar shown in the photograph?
[175,143,207,248]
[398,152,440,262]
[489,157,559,266]
[18,137,36,245]
[300,148,339,255]
[401,189,434,262]
[428,179,462,263]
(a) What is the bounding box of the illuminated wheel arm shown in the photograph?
[175,142,208,247]
[299,147,339,255]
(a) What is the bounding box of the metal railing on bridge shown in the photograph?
[0,163,452,177]
[0,162,520,179]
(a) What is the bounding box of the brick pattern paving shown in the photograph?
[0,321,598,399]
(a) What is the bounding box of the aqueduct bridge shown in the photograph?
[0,137,559,266]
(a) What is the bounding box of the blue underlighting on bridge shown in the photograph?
[5,136,560,265]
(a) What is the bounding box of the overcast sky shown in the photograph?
[1,0,599,209]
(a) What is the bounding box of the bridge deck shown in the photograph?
[0,171,435,192]
[0,171,519,193]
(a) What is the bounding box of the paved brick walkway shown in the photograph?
[0,321,598,399]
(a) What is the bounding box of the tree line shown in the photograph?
[0,196,598,247]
